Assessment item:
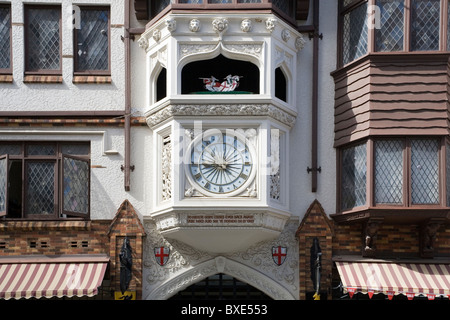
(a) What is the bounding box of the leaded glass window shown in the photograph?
[0,155,7,216]
[341,142,367,211]
[375,140,404,204]
[342,2,368,65]
[375,0,404,52]
[26,161,56,215]
[0,6,11,70]
[411,139,440,204]
[63,156,89,216]
[25,6,61,71]
[75,8,109,72]
[179,0,203,3]
[208,0,232,3]
[446,142,450,206]
[447,1,450,51]
[411,0,440,51]
[0,142,90,220]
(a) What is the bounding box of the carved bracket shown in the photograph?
[420,218,444,258]
[362,218,384,257]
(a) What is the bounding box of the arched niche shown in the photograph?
[181,54,260,95]
[275,67,287,102]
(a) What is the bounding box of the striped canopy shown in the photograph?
[336,261,450,300]
[0,255,108,300]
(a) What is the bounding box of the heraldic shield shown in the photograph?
[154,247,170,266]
[272,246,287,266]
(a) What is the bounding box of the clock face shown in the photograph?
[187,130,254,195]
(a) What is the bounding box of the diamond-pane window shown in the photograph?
[27,143,56,156]
[179,0,203,2]
[341,142,367,211]
[447,1,450,50]
[446,142,450,206]
[342,2,368,65]
[0,6,11,70]
[25,6,61,71]
[63,156,89,216]
[75,8,109,72]
[375,140,404,204]
[26,162,55,215]
[411,139,439,204]
[208,0,232,3]
[238,0,262,3]
[0,155,7,216]
[375,0,404,52]
[411,0,440,51]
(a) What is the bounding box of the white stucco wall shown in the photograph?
[290,0,337,219]
[0,0,125,111]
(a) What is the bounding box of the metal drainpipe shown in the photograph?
[311,0,320,193]
[303,0,322,193]
[124,0,132,191]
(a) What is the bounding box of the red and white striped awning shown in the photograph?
[335,260,450,300]
[0,255,108,300]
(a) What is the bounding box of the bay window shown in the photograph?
[340,0,450,66]
[339,137,448,212]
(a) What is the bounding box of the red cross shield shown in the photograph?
[154,247,170,266]
[272,246,287,266]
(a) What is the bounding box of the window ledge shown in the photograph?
[23,75,63,83]
[331,207,450,225]
[73,75,111,84]
[0,75,13,83]
[0,220,91,231]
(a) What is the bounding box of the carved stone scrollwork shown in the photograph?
[146,104,296,129]
[362,218,383,257]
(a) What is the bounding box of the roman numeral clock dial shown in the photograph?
[187,130,255,196]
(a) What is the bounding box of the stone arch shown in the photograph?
[144,256,295,300]
[178,42,263,94]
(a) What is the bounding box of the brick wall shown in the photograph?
[0,220,110,256]
[297,200,450,300]
[0,199,146,300]
[296,200,333,300]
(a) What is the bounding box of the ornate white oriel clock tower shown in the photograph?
[139,13,304,254]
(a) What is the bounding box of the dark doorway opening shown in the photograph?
[169,273,272,300]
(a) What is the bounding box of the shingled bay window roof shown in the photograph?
[134,0,310,25]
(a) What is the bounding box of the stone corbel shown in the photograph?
[212,18,229,41]
[362,217,384,257]
[420,218,444,258]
